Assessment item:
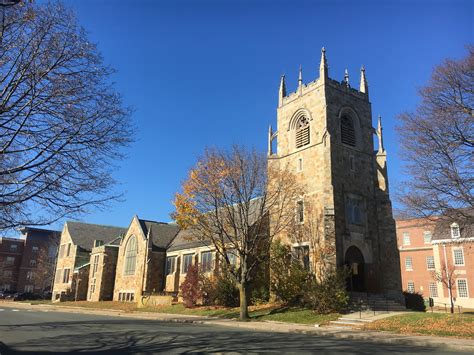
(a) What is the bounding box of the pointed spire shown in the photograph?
[360,66,368,95]
[268,125,273,156]
[298,65,303,96]
[377,115,385,153]
[319,47,328,82]
[278,75,286,107]
[343,69,350,88]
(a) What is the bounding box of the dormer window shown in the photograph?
[295,116,310,148]
[341,115,356,146]
[451,223,460,239]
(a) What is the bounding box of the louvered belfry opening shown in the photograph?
[295,116,310,148]
[341,115,356,146]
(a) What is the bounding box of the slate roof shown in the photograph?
[167,228,212,252]
[138,219,180,251]
[431,209,474,242]
[66,221,127,251]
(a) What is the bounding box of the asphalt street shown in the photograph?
[0,307,466,354]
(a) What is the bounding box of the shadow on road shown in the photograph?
[0,318,458,354]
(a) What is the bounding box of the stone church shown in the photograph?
[51,48,403,302]
[268,48,402,297]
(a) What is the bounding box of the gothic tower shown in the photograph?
[268,48,402,296]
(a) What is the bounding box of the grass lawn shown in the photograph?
[28,300,339,325]
[364,312,474,339]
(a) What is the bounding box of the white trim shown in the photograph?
[432,237,474,244]
[452,247,465,266]
[456,278,469,298]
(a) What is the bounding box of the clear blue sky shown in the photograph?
[48,0,471,230]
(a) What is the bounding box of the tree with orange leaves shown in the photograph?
[172,146,301,320]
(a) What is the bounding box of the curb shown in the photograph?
[2,302,473,352]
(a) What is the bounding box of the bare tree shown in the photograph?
[172,146,301,320]
[431,261,456,314]
[287,201,336,279]
[0,2,133,231]
[397,46,473,223]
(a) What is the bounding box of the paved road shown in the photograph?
[0,307,465,354]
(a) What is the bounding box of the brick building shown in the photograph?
[397,215,473,308]
[17,227,61,293]
[0,237,24,291]
[52,221,126,301]
[1,228,60,293]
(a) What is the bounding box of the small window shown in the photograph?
[407,281,415,293]
[405,256,413,271]
[3,270,12,278]
[426,256,435,270]
[297,158,303,172]
[32,246,39,253]
[166,256,176,275]
[451,223,460,239]
[453,248,464,266]
[59,244,65,258]
[92,255,99,277]
[295,116,310,148]
[66,243,72,257]
[201,251,213,272]
[182,254,194,273]
[341,115,356,147]
[29,259,36,267]
[429,282,438,297]
[89,278,96,299]
[346,197,363,225]
[349,156,355,171]
[423,231,432,244]
[293,245,310,271]
[130,293,135,302]
[6,256,14,265]
[297,200,304,223]
[62,268,70,283]
[10,244,17,252]
[457,279,469,298]
[403,232,410,246]
[26,271,34,280]
[24,285,34,293]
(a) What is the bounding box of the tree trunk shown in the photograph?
[239,282,249,321]
[450,293,454,314]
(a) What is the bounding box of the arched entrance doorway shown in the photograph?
[345,246,365,292]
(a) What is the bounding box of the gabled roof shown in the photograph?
[138,219,180,250]
[66,221,127,251]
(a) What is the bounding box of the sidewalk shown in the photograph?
[2,302,473,352]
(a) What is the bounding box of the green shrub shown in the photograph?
[270,240,310,305]
[403,291,425,311]
[303,268,349,314]
[214,268,240,307]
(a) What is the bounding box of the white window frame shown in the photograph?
[423,231,432,244]
[405,256,413,271]
[453,248,464,266]
[200,251,213,273]
[407,281,415,293]
[429,282,438,297]
[166,256,176,275]
[403,232,410,246]
[456,279,469,298]
[451,223,460,239]
[182,253,194,274]
[426,255,435,270]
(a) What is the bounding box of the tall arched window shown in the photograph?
[341,115,356,147]
[295,116,310,148]
[123,236,137,276]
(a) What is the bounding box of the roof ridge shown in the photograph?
[67,221,126,229]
